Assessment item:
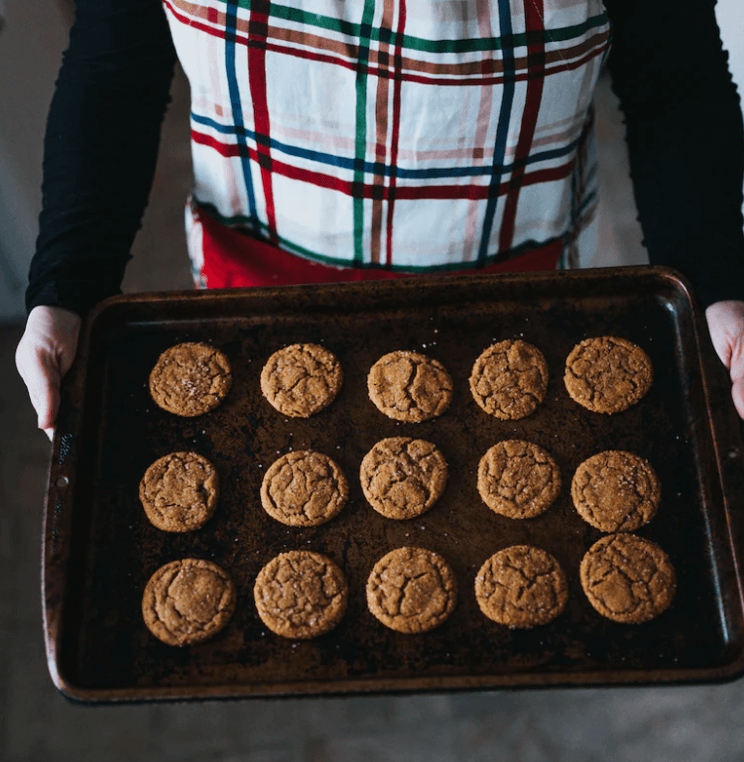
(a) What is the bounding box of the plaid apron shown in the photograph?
[163,0,610,287]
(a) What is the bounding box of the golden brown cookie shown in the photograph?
[469,340,548,420]
[475,546,568,628]
[359,437,448,520]
[254,551,348,639]
[580,533,676,623]
[260,451,348,527]
[572,451,661,533]
[367,351,453,422]
[149,342,232,417]
[477,440,561,519]
[139,452,219,532]
[260,343,342,418]
[564,336,652,414]
[142,559,236,646]
[366,547,457,633]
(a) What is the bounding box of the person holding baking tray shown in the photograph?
[15,0,744,437]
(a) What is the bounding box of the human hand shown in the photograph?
[15,305,82,441]
[705,300,744,420]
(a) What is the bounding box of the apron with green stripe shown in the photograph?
[163,0,610,280]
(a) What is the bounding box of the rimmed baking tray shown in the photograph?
[43,266,744,703]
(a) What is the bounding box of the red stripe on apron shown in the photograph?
[196,204,562,289]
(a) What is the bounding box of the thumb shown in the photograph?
[33,351,63,431]
[731,376,744,421]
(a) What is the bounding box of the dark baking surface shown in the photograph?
[43,267,744,702]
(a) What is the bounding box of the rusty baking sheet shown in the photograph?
[43,266,744,703]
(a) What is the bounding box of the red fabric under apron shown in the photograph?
[196,206,562,289]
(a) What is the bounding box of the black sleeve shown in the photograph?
[603,0,744,307]
[26,0,177,316]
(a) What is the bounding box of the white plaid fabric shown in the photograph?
[163,0,610,272]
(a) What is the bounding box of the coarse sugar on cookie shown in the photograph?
[139,451,219,532]
[469,340,548,420]
[149,342,232,417]
[367,350,453,422]
[260,450,348,527]
[580,533,676,623]
[360,437,448,520]
[254,551,348,639]
[564,336,652,414]
[142,558,236,646]
[475,545,568,628]
[572,450,661,533]
[477,440,561,519]
[260,343,342,418]
[366,547,457,634]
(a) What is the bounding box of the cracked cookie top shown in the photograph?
[142,558,236,646]
[260,343,343,418]
[367,350,453,422]
[475,545,568,628]
[572,450,661,533]
[580,534,676,623]
[149,342,232,417]
[360,437,448,520]
[260,450,348,527]
[254,551,348,639]
[564,336,652,414]
[139,451,219,532]
[470,340,548,420]
[477,440,561,519]
[366,547,458,633]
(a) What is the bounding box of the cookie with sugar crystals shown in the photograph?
[254,551,348,639]
[366,547,457,634]
[580,533,676,624]
[564,336,652,414]
[367,350,453,422]
[142,559,236,646]
[475,545,568,629]
[149,342,232,417]
[470,340,548,420]
[261,343,343,418]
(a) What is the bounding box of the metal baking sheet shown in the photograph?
[42,267,744,702]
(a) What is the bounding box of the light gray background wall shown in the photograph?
[0,0,742,322]
[0,0,69,321]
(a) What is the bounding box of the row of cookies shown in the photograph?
[148,336,653,423]
[264,337,652,419]
[138,440,661,535]
[143,534,677,647]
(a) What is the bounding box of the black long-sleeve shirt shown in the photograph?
[26,0,744,315]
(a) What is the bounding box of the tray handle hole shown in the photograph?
[727,448,740,460]
[56,476,69,488]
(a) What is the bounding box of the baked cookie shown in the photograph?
[149,342,232,417]
[564,336,652,414]
[367,351,453,422]
[572,450,661,533]
[260,343,342,418]
[475,546,568,628]
[360,437,448,520]
[142,558,236,646]
[580,533,676,623]
[469,340,548,420]
[139,452,219,532]
[366,547,457,633]
[260,450,348,527]
[254,551,348,639]
[477,440,561,519]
